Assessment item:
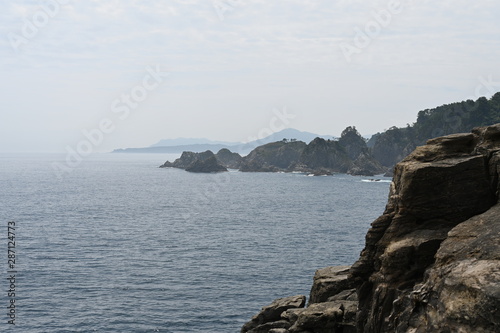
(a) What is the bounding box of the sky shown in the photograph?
[1,0,500,153]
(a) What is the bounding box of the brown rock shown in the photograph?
[351,125,500,332]
[309,266,353,304]
[288,301,356,333]
[241,295,306,333]
[403,204,500,332]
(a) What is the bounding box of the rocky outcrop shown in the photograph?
[241,123,500,333]
[348,152,386,176]
[338,126,370,161]
[185,155,227,173]
[351,125,499,332]
[216,148,243,169]
[241,266,358,333]
[295,128,385,176]
[240,141,307,172]
[160,150,227,173]
[396,203,500,332]
[241,296,306,333]
[239,127,386,176]
[294,138,352,173]
[309,266,354,305]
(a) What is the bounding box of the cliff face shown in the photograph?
[241,124,500,333]
[352,124,500,332]
[216,148,243,169]
[240,127,385,176]
[295,138,352,173]
[239,141,307,172]
[160,150,227,173]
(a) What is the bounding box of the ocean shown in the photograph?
[0,153,391,332]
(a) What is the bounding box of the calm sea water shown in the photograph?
[0,153,391,332]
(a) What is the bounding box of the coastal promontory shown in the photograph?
[160,150,228,173]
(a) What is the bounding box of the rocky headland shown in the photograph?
[239,127,385,176]
[160,150,228,173]
[160,127,385,176]
[241,123,500,333]
[216,148,243,169]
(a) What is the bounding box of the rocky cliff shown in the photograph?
[239,141,307,172]
[240,127,385,176]
[216,148,243,169]
[241,123,500,333]
[160,150,227,173]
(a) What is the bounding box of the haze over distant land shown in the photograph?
[1,1,500,153]
[115,128,336,154]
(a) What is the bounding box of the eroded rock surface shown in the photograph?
[351,124,500,332]
[241,296,306,333]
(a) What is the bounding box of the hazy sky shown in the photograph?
[1,0,500,153]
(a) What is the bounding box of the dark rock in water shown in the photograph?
[240,266,358,333]
[241,123,500,333]
[160,150,213,168]
[241,295,306,333]
[185,155,227,173]
[295,137,352,173]
[348,151,386,176]
[293,130,386,176]
[160,150,227,173]
[239,141,307,172]
[229,126,386,176]
[215,148,243,169]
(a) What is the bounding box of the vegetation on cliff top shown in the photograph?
[370,93,500,167]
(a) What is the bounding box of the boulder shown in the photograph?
[288,301,357,333]
[241,295,306,333]
[309,266,354,304]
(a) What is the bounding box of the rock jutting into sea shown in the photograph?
[160,150,228,173]
[239,127,386,176]
[241,123,500,333]
[215,148,243,169]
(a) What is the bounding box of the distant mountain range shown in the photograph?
[112,128,337,155]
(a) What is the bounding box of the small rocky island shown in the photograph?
[160,150,229,173]
[241,124,500,332]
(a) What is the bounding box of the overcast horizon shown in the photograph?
[2,0,500,153]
